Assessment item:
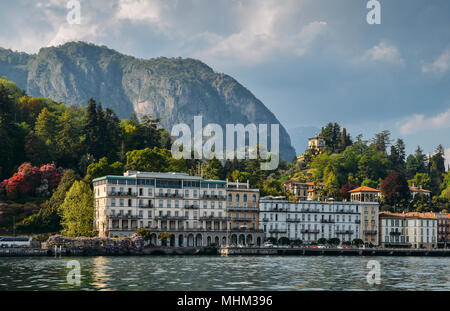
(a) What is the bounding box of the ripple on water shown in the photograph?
[0,256,449,291]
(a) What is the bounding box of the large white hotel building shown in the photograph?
[259,187,380,246]
[93,171,264,247]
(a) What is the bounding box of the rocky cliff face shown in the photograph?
[0,42,296,161]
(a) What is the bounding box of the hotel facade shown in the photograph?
[93,171,263,247]
[259,197,379,246]
[379,212,438,249]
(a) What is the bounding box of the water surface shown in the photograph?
[0,256,448,290]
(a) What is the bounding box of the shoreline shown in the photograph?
[1,247,449,257]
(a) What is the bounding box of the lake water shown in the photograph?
[0,256,448,291]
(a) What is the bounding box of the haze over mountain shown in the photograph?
[0,42,296,161]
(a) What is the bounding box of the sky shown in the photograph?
[0,0,449,167]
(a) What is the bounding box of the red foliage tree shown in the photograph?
[339,183,356,201]
[1,163,63,199]
[39,164,61,191]
[17,163,41,195]
[381,172,411,211]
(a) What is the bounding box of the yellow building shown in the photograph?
[350,186,380,246]
[226,181,260,231]
[308,134,325,153]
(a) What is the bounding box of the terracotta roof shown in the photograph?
[349,186,380,193]
[379,211,438,220]
[305,182,324,187]
[409,186,431,193]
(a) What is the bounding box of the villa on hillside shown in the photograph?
[282,180,325,201]
[409,186,432,199]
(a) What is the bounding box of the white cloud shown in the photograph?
[363,41,404,65]
[115,0,173,33]
[422,48,450,76]
[47,24,102,47]
[196,0,327,65]
[399,108,450,135]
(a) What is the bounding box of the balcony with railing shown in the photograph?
[321,219,335,223]
[109,214,142,219]
[184,205,199,209]
[335,230,354,235]
[268,207,285,212]
[286,218,300,222]
[200,194,226,201]
[269,229,287,233]
[363,230,378,235]
[199,215,228,221]
[154,215,188,221]
[155,193,184,199]
[108,191,137,197]
[227,206,258,212]
[138,203,154,208]
[233,217,254,222]
[301,229,320,233]
[389,231,402,236]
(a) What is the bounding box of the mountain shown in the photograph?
[288,126,321,155]
[0,42,296,161]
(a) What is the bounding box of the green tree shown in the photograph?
[24,130,47,166]
[429,145,445,194]
[125,147,170,172]
[202,158,224,180]
[371,130,392,154]
[135,228,151,242]
[278,237,290,245]
[324,165,339,198]
[328,238,340,245]
[35,107,58,145]
[408,173,432,190]
[60,181,94,237]
[85,157,124,182]
[159,232,171,246]
[406,146,427,178]
[318,237,327,245]
[262,179,283,196]
[352,238,364,246]
[18,169,79,234]
[389,138,406,172]
[321,122,342,153]
[361,178,378,189]
[55,110,81,167]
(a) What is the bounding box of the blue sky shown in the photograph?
[0,0,449,166]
